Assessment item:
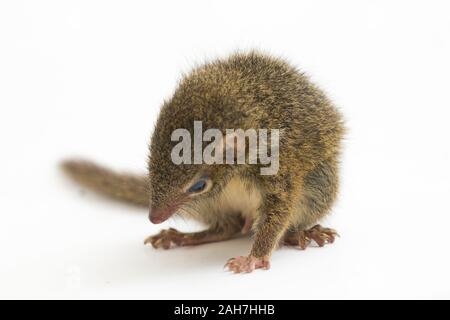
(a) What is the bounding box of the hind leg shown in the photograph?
[283,159,340,250]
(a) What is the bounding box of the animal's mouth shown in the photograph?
[149,200,186,224]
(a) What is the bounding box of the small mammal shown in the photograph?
[63,51,345,273]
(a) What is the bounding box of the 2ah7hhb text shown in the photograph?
[174,304,275,317]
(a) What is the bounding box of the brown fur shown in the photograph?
[62,51,345,266]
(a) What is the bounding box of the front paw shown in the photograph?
[225,255,270,273]
[144,228,186,249]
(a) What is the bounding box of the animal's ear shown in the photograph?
[203,129,260,165]
[221,130,258,165]
[222,131,240,162]
[202,130,241,165]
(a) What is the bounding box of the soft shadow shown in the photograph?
[81,237,252,287]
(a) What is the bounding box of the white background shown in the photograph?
[1,0,450,299]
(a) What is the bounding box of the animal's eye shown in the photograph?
[188,180,207,193]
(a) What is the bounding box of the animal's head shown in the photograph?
[146,70,251,224]
[147,158,230,224]
[146,99,232,224]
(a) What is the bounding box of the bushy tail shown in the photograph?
[61,160,149,207]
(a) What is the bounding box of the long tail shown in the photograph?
[61,160,149,207]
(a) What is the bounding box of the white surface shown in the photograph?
[1,0,450,299]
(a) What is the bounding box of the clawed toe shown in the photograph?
[283,225,339,250]
[308,225,339,246]
[144,228,186,249]
[225,255,270,273]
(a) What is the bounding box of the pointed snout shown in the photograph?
[148,196,188,224]
[149,204,180,224]
[149,207,166,224]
